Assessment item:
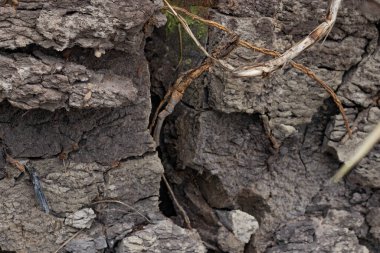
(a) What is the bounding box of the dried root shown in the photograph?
[233,0,343,77]
[166,5,352,137]
[154,2,354,228]
[150,32,239,145]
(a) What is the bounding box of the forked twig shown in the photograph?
[167,6,352,137]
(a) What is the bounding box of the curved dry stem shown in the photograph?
[164,0,211,58]
[149,90,173,133]
[291,62,352,137]
[168,5,352,137]
[153,63,211,146]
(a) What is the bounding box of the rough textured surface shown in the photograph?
[206,0,378,141]
[0,154,165,252]
[0,0,379,252]
[0,51,140,111]
[116,219,207,253]
[0,1,206,252]
[147,0,380,252]
[267,212,369,253]
[0,0,165,51]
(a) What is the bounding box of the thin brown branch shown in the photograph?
[151,33,239,146]
[162,174,192,229]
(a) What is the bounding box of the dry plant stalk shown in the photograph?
[53,229,83,253]
[164,0,212,59]
[332,122,380,182]
[233,0,343,77]
[151,62,211,144]
[5,153,25,172]
[168,5,352,137]
[162,174,192,229]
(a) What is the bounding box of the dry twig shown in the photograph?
[53,229,83,253]
[154,3,355,229]
[150,33,239,144]
[162,174,192,229]
[233,0,343,77]
[167,6,352,137]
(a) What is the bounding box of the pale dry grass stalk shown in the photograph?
[332,122,380,182]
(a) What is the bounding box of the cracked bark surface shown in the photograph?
[0,0,379,252]
[148,0,380,252]
[0,1,206,252]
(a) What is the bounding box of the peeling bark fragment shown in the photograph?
[216,210,259,244]
[0,0,165,51]
[64,208,97,229]
[0,102,155,163]
[0,50,146,110]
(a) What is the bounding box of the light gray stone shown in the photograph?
[216,210,259,243]
[65,208,97,229]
